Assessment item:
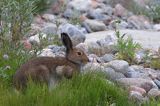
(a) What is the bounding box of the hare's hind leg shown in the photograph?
[32,65,50,84]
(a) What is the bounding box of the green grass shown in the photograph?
[0,72,134,106]
[0,41,32,85]
[115,26,141,64]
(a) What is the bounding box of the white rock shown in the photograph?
[153,24,160,31]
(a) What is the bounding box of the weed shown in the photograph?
[114,20,141,64]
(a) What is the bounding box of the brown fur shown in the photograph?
[13,33,89,90]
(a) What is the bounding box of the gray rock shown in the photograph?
[135,49,149,63]
[58,23,86,46]
[140,82,155,93]
[127,15,152,30]
[109,20,129,29]
[83,63,105,72]
[102,5,113,16]
[129,91,148,105]
[114,4,128,17]
[63,9,74,19]
[28,34,41,45]
[48,45,65,53]
[119,21,129,29]
[39,47,65,57]
[129,65,158,79]
[117,78,158,91]
[38,45,66,57]
[125,66,150,79]
[148,88,160,99]
[42,14,56,23]
[42,23,57,35]
[100,54,115,62]
[82,19,106,32]
[104,67,125,81]
[97,34,117,47]
[88,54,102,63]
[153,24,160,31]
[67,0,92,12]
[102,15,112,26]
[129,86,146,96]
[96,35,117,54]
[107,60,129,74]
[87,8,108,20]
[38,48,55,57]
[87,41,102,56]
[125,67,142,78]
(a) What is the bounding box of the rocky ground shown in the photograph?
[23,0,160,105]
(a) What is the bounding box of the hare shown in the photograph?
[13,33,89,90]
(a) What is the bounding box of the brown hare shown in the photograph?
[13,33,89,90]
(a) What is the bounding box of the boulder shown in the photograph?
[58,23,86,46]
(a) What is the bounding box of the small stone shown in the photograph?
[88,54,102,63]
[107,60,129,74]
[153,24,160,31]
[38,49,55,57]
[42,14,55,23]
[48,45,65,53]
[3,54,9,60]
[140,82,155,92]
[114,4,128,17]
[58,23,86,46]
[129,86,146,96]
[42,23,57,35]
[148,88,160,99]
[104,67,126,81]
[28,34,40,45]
[117,78,156,90]
[129,91,147,105]
[100,54,115,62]
[83,63,105,72]
[68,0,93,12]
[82,19,106,32]
[125,67,141,78]
[127,15,152,30]
[102,5,113,16]
[87,41,102,56]
[86,8,107,20]
[119,21,129,29]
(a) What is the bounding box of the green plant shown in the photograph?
[0,40,32,85]
[0,0,35,43]
[146,1,160,23]
[0,72,133,106]
[34,0,53,14]
[114,21,141,64]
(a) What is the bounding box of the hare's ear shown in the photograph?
[61,33,73,53]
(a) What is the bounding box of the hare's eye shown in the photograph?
[77,52,82,56]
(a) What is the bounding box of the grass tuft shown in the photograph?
[0,72,133,106]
